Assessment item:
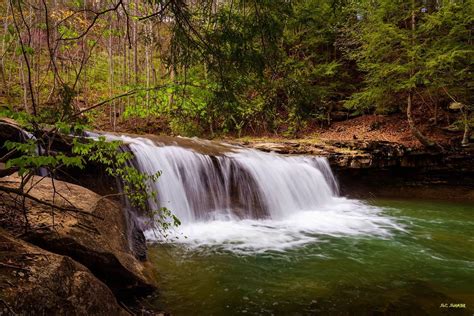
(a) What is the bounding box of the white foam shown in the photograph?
[146,198,403,254]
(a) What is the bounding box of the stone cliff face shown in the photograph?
[235,139,473,171]
[234,139,474,201]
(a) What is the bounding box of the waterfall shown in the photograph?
[96,134,401,253]
[107,135,339,224]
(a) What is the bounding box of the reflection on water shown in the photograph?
[147,199,474,315]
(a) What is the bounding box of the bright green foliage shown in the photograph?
[122,67,217,136]
[344,0,415,113]
[142,0,469,137]
[271,0,354,134]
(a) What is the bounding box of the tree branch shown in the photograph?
[0,184,104,220]
[61,0,123,41]
[138,0,173,21]
[72,85,168,117]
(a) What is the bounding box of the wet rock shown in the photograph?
[0,118,24,143]
[241,138,473,173]
[0,175,156,298]
[250,142,294,154]
[0,228,128,315]
[131,226,148,261]
[349,155,372,168]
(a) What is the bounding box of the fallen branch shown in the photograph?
[0,262,28,271]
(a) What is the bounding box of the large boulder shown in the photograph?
[0,228,128,315]
[0,175,156,298]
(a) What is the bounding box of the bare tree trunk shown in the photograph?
[30,2,41,107]
[407,91,435,147]
[127,17,132,115]
[1,2,12,104]
[122,19,127,119]
[11,0,36,115]
[461,108,471,147]
[0,63,11,105]
[82,0,88,107]
[145,21,151,119]
[407,1,437,149]
[168,57,175,109]
[150,25,157,87]
[133,0,139,114]
[133,0,139,86]
[19,59,30,113]
[108,19,116,130]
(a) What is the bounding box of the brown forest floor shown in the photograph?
[315,113,455,148]
[94,110,463,150]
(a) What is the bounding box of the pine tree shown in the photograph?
[345,0,472,148]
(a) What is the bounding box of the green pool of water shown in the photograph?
[147,199,474,315]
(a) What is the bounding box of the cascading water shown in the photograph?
[102,134,402,253]
[127,139,338,222]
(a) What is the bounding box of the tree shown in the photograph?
[420,0,473,146]
[344,0,472,148]
[0,0,183,235]
[0,0,471,142]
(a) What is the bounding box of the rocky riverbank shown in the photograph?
[0,175,161,315]
[232,138,472,170]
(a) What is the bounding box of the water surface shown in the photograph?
[148,198,473,315]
